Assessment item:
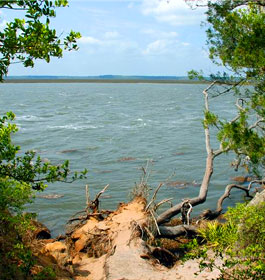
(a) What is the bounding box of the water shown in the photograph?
[0,83,245,236]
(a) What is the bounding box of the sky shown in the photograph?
[0,0,221,77]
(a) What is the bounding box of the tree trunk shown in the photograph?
[157,152,214,225]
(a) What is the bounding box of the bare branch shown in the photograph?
[153,198,173,211]
[248,179,265,190]
[86,184,90,205]
[0,6,27,11]
[200,183,256,220]
[145,183,164,211]
[90,184,109,213]
[186,203,192,225]
[249,118,265,130]
[150,210,161,236]
[210,79,246,98]
[235,98,245,111]
[216,184,253,213]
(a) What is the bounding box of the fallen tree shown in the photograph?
[153,81,264,231]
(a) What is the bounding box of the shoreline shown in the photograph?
[3,79,210,84]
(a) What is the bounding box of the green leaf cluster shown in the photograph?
[206,0,265,77]
[0,0,81,80]
[189,0,265,176]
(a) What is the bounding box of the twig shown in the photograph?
[249,118,264,130]
[86,184,90,206]
[150,210,161,235]
[154,198,173,211]
[145,183,163,211]
[90,184,109,213]
[235,98,245,110]
[186,203,193,225]
[248,179,265,190]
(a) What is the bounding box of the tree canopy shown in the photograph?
[187,0,265,176]
[0,0,81,81]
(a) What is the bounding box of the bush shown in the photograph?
[0,112,86,279]
[196,201,265,279]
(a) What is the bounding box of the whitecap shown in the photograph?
[16,115,42,121]
[119,125,132,129]
[47,124,102,130]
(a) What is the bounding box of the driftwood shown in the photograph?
[159,225,197,237]
[67,184,111,226]
[89,184,109,213]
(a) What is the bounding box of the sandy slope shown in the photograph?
[37,197,222,280]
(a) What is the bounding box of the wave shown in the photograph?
[16,115,43,121]
[47,124,103,130]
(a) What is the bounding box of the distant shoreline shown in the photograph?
[3,79,209,84]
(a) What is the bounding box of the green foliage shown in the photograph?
[206,1,265,175]
[206,0,265,77]
[203,111,219,128]
[187,70,204,81]
[0,112,87,279]
[180,238,208,262]
[188,0,265,176]
[0,0,81,80]
[185,202,265,279]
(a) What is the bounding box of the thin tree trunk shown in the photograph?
[157,82,217,225]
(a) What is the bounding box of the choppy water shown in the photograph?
[0,83,246,235]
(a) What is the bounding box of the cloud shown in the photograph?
[104,31,120,39]
[78,32,139,56]
[79,36,101,44]
[143,40,167,55]
[181,42,190,46]
[142,39,178,55]
[141,0,206,26]
[141,28,178,38]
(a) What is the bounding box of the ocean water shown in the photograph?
[0,83,245,236]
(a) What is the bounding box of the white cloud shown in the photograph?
[141,28,178,38]
[144,40,166,54]
[181,42,190,46]
[141,0,206,26]
[79,36,101,44]
[104,31,120,39]
[143,39,178,55]
[78,33,139,56]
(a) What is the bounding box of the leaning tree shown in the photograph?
[149,0,265,235]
